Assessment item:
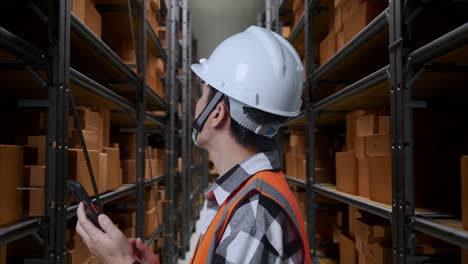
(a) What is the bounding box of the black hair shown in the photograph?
[207,86,288,153]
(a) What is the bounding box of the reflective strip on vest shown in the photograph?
[190,171,311,263]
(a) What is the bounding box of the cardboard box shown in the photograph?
[348,206,359,239]
[334,7,343,33]
[68,149,100,195]
[121,159,155,183]
[343,1,386,43]
[69,129,98,150]
[378,116,390,135]
[27,136,46,165]
[85,0,102,38]
[71,0,85,21]
[23,187,44,216]
[357,157,370,198]
[99,153,108,193]
[364,243,393,264]
[0,145,23,226]
[103,147,121,190]
[286,153,296,178]
[320,32,337,65]
[461,156,468,230]
[296,155,306,181]
[290,134,306,155]
[355,217,391,253]
[91,107,111,150]
[356,114,378,136]
[369,155,392,204]
[147,0,160,34]
[355,136,365,158]
[337,31,345,50]
[341,0,361,22]
[346,111,370,151]
[339,232,358,264]
[336,151,358,195]
[24,165,45,187]
[145,207,157,238]
[77,107,99,132]
[365,135,391,156]
[282,26,291,38]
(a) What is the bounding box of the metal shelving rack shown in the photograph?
[0,0,194,263]
[272,0,468,263]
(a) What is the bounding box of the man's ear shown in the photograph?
[210,101,229,129]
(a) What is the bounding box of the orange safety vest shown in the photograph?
[190,170,311,263]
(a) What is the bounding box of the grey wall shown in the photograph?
[189,0,264,59]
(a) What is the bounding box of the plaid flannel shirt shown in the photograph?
[200,151,305,263]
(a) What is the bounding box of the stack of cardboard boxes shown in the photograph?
[336,110,392,204]
[116,133,164,183]
[338,206,392,264]
[320,0,386,64]
[285,131,333,183]
[68,107,121,196]
[71,0,102,38]
[0,145,23,227]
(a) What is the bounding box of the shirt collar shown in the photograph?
[204,150,281,207]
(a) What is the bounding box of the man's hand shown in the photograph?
[129,237,160,264]
[76,202,137,264]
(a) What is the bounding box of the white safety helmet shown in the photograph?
[191,25,303,143]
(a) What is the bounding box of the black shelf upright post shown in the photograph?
[389,0,414,263]
[135,0,148,240]
[304,0,318,259]
[46,0,70,263]
[181,0,190,257]
[165,0,179,262]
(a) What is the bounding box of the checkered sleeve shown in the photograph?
[213,192,305,264]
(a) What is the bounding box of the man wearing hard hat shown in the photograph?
[76,26,310,263]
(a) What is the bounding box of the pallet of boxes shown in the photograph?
[321,0,387,64]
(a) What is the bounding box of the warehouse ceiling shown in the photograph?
[189,0,265,59]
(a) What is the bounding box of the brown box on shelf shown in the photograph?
[103,147,121,190]
[349,205,362,239]
[334,7,343,33]
[145,207,158,238]
[27,135,46,165]
[365,134,391,156]
[282,26,291,38]
[91,107,111,150]
[23,187,44,216]
[364,243,393,264]
[355,136,365,158]
[355,216,391,255]
[378,115,391,135]
[0,145,23,226]
[24,165,45,187]
[85,0,102,38]
[121,159,136,183]
[77,107,99,132]
[339,232,358,264]
[99,153,108,193]
[68,149,100,195]
[71,0,85,21]
[336,151,358,195]
[0,245,5,264]
[69,129,98,151]
[285,153,296,178]
[357,157,370,198]
[461,156,468,230]
[343,1,386,43]
[295,155,306,181]
[341,0,361,22]
[337,31,346,51]
[290,134,306,155]
[147,0,160,34]
[462,248,468,264]
[369,155,392,204]
[320,32,337,65]
[346,110,370,151]
[356,114,378,136]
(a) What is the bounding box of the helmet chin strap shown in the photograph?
[192,90,225,148]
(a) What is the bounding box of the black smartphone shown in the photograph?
[68,180,103,231]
